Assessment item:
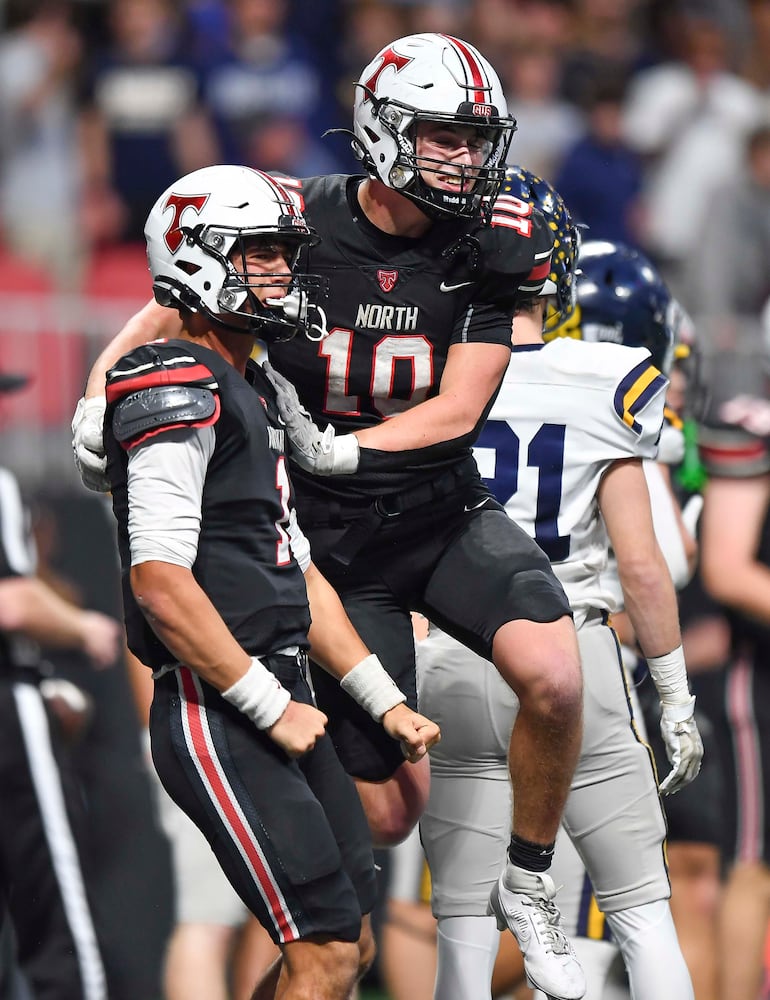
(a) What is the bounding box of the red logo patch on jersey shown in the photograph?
[363,47,413,101]
[377,269,398,293]
[163,192,209,253]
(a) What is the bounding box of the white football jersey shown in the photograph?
[473,338,667,623]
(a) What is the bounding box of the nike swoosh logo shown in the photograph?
[463,498,489,513]
[439,280,474,292]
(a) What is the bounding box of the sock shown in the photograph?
[507,833,555,873]
[606,900,694,1000]
[435,915,499,1000]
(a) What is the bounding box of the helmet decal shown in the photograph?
[362,46,413,103]
[163,193,209,253]
[440,34,490,105]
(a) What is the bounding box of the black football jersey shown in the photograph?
[105,339,311,670]
[268,173,554,501]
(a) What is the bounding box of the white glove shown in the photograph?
[72,396,110,492]
[263,360,359,476]
[658,696,704,796]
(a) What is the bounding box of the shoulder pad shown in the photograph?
[548,340,659,386]
[106,341,218,405]
[544,340,666,453]
[446,209,553,308]
[112,385,218,448]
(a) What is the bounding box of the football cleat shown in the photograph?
[488,865,586,1000]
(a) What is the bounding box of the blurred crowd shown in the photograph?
[0,0,768,341]
[1,0,770,483]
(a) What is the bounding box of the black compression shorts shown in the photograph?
[302,479,571,781]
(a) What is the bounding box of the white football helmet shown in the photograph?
[144,165,326,342]
[351,33,517,220]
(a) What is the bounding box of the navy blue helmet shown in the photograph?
[551,240,675,374]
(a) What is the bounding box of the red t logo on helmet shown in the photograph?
[163,193,209,253]
[363,47,413,102]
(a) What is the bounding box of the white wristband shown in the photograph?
[332,434,360,474]
[339,653,406,721]
[646,644,691,707]
[661,695,696,724]
[222,656,291,730]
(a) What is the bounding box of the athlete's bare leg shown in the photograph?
[667,842,720,1000]
[493,616,583,844]
[274,938,359,999]
[718,860,770,1000]
[355,756,430,847]
[233,917,280,1000]
[163,924,236,1000]
[250,916,375,1000]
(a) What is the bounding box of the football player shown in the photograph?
[0,368,118,1000]
[102,164,439,1000]
[73,34,586,1000]
[699,351,770,1000]
[572,247,725,1000]
[416,171,701,1000]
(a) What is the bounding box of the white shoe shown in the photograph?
[487,864,586,1000]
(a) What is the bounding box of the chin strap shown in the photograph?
[265,290,329,342]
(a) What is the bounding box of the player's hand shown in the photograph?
[381,703,441,763]
[658,696,704,795]
[267,700,328,758]
[79,610,121,668]
[263,360,359,475]
[72,396,110,492]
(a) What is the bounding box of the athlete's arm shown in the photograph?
[599,458,681,658]
[353,340,510,454]
[303,560,440,760]
[701,473,770,622]
[73,301,186,491]
[130,560,253,690]
[600,457,702,794]
[84,299,183,398]
[0,576,120,667]
[268,338,510,475]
